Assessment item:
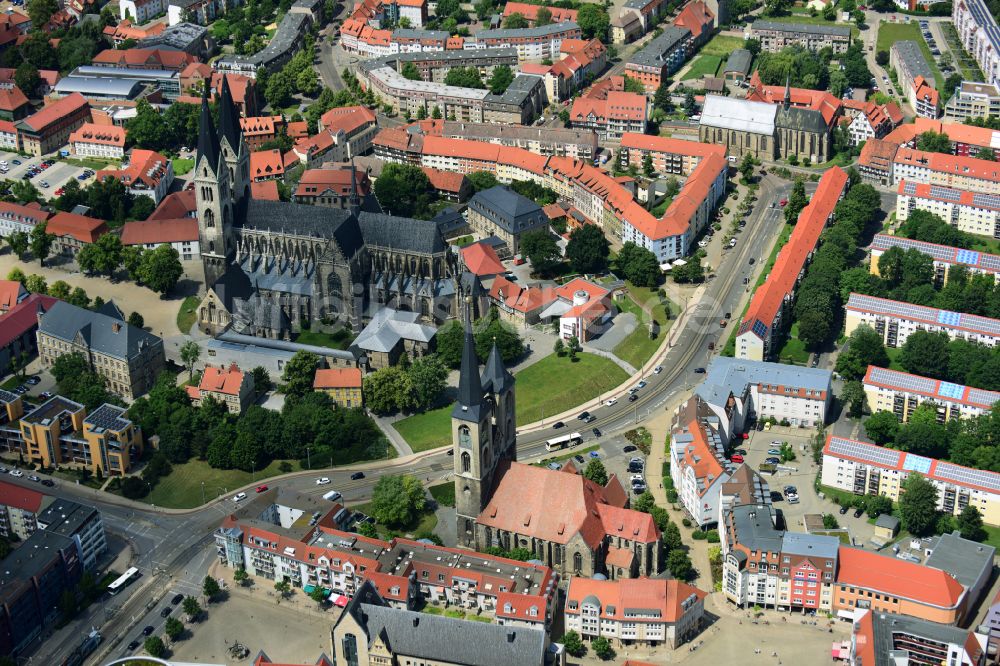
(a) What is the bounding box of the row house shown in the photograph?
[862,364,1000,423]
[669,396,732,528]
[844,292,1000,348]
[747,20,851,53]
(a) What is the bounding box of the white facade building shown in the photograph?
[896,179,1000,240]
[669,396,732,528]
[119,0,166,22]
[862,365,1000,423]
[844,292,1000,348]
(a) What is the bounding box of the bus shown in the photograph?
[545,432,582,452]
[107,567,140,596]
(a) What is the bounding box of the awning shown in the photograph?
[837,609,857,621]
[332,594,349,607]
[303,584,316,594]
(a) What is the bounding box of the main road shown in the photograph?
[18,173,792,665]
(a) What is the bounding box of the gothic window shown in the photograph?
[573,552,582,573]
[420,298,430,317]
[204,209,215,228]
[341,634,359,666]
[458,425,471,448]
[209,241,215,253]
[461,451,471,474]
[327,271,343,299]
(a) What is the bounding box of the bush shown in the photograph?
[692,530,707,540]
[666,489,679,503]
[681,517,692,527]
[706,530,720,543]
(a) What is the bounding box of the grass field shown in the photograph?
[428,482,455,507]
[613,286,678,369]
[352,500,438,539]
[682,54,722,80]
[394,353,629,451]
[776,321,810,365]
[985,525,1000,549]
[885,346,905,371]
[650,196,674,217]
[295,328,353,350]
[144,458,304,508]
[877,22,943,89]
[699,34,744,57]
[175,295,200,335]
[172,158,195,176]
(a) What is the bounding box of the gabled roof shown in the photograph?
[120,218,198,245]
[673,0,714,38]
[194,363,247,397]
[313,367,363,389]
[320,105,376,135]
[837,546,965,609]
[37,300,161,360]
[0,86,28,112]
[565,577,706,623]
[461,241,505,276]
[250,149,285,179]
[250,180,280,201]
[69,122,126,148]
[148,189,196,221]
[17,93,88,134]
[0,293,56,349]
[46,211,107,243]
[0,478,46,513]
[0,279,26,311]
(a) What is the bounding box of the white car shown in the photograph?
[232,492,247,502]
[322,490,342,502]
[697,240,708,248]
[9,469,23,477]
[605,398,617,406]
[316,477,331,485]
[653,366,663,374]
[630,473,644,484]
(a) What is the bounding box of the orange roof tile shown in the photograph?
[286,120,308,138]
[120,218,198,245]
[495,591,547,622]
[319,105,376,135]
[502,1,578,22]
[96,149,171,192]
[836,546,965,609]
[0,279,24,311]
[570,91,647,124]
[20,93,88,133]
[0,479,46,513]
[894,145,1000,183]
[746,71,842,125]
[673,0,714,38]
[250,180,280,201]
[198,363,247,396]
[148,190,195,221]
[461,242,505,276]
[0,86,27,112]
[565,577,707,623]
[913,75,940,108]
[92,48,195,70]
[421,166,467,194]
[239,115,282,137]
[250,149,285,180]
[69,122,126,148]
[46,211,107,243]
[313,368,363,390]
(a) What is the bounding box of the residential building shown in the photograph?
[863,365,1000,422]
[250,149,285,182]
[119,0,167,22]
[540,277,612,343]
[36,498,107,572]
[545,38,606,102]
[96,148,174,204]
[822,435,1000,525]
[892,147,1000,195]
[434,119,597,160]
[331,582,549,666]
[466,186,549,256]
[887,117,1000,157]
[869,233,1000,285]
[844,293,1000,348]
[313,367,363,408]
[120,218,200,260]
[944,80,1000,121]
[857,138,899,186]
[624,26,692,92]
[45,211,108,257]
[747,20,851,53]
[0,280,26,314]
[695,356,832,439]
[896,179,1000,239]
[618,133,722,177]
[564,577,707,649]
[670,395,733,527]
[317,105,378,158]
[103,18,166,47]
[139,21,211,57]
[848,609,985,666]
[239,115,284,151]
[353,308,437,370]
[15,93,91,156]
[461,241,505,277]
[474,22,581,61]
[0,294,58,378]
[501,1,577,25]
[0,87,29,121]
[36,301,166,401]
[68,123,127,159]
[672,0,715,50]
[166,0,249,26]
[0,120,17,152]
[186,362,255,414]
[92,48,196,72]
[847,100,903,145]
[569,91,648,139]
[736,167,848,360]
[0,479,48,540]
[293,167,372,208]
[214,11,312,77]
[422,166,471,202]
[953,0,1000,89]
[890,42,939,118]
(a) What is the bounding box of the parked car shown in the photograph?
[636,381,647,389]
[735,449,747,456]
[623,445,637,453]
[839,504,850,515]
[160,606,172,618]
[853,507,865,518]
[605,398,617,406]
[693,367,706,373]
[574,455,586,464]
[27,475,39,482]
[653,366,663,374]
[547,462,561,470]
[350,471,365,480]
[779,198,788,206]
[730,454,744,463]
[323,490,342,502]
[39,391,52,399]
[8,469,22,477]
[316,477,331,485]
[552,421,565,429]
[767,449,781,456]
[764,457,780,464]
[589,451,600,459]
[787,496,799,504]
[127,640,140,651]
[784,485,797,495]
[25,377,39,385]
[142,626,155,636]
[232,492,247,502]
[171,593,184,605]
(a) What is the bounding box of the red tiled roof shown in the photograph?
[294,167,370,198]
[837,546,965,609]
[570,91,647,124]
[20,93,88,133]
[488,274,546,313]
[421,166,467,194]
[913,76,940,108]
[103,19,166,42]
[898,178,1000,210]
[746,71,842,126]
[0,478,46,512]
[461,242,505,276]
[69,122,126,148]
[120,218,198,246]
[857,138,898,169]
[0,294,57,349]
[286,120,308,138]
[0,86,27,112]
[739,167,848,339]
[502,1,577,22]
[620,133,723,160]
[240,115,282,137]
[92,48,195,70]
[196,364,247,396]
[565,577,707,623]
[46,211,106,243]
[250,149,285,180]
[884,117,996,149]
[148,189,195,221]
[96,149,171,192]
[250,180,280,201]
[673,0,714,38]
[313,368,363,389]
[0,279,24,311]
[894,146,1000,183]
[319,105,376,135]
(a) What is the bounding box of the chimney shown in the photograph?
[112,323,121,333]
[507,631,516,643]
[412,617,419,627]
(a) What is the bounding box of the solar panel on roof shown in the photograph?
[935,460,1000,492]
[828,437,901,467]
[966,387,1000,407]
[869,367,937,394]
[929,185,962,202]
[752,320,768,338]
[972,193,1000,210]
[955,249,981,265]
[938,310,962,326]
[938,382,965,400]
[902,182,917,195]
[902,454,932,475]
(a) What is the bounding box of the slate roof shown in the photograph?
[242,199,364,258]
[358,212,446,254]
[724,48,752,76]
[353,308,437,353]
[38,300,161,361]
[775,105,830,133]
[469,186,547,235]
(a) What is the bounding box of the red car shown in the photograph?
[730,454,744,463]
[54,188,65,196]
[740,433,750,440]
[779,199,788,206]
[255,484,269,493]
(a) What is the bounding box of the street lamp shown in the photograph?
[306,446,311,470]
[201,481,205,505]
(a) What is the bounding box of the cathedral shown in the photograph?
[452,304,663,579]
[193,81,463,340]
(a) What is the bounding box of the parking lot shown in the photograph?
[536,423,651,499]
[0,151,98,197]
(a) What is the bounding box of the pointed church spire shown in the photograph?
[482,338,514,394]
[349,154,361,218]
[218,74,241,154]
[453,296,483,419]
[196,84,219,171]
[783,74,791,110]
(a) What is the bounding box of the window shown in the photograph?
[573,552,583,573]
[461,452,471,474]
[341,633,360,666]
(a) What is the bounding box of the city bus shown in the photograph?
[545,432,582,452]
[106,566,140,596]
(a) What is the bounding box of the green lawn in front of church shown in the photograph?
[393,352,630,452]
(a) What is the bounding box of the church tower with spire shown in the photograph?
[452,298,516,550]
[217,75,250,207]
[195,85,233,288]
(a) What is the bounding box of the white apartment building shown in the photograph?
[69,123,127,160]
[844,292,1000,348]
[863,365,1000,423]
[892,147,1000,195]
[36,499,107,572]
[119,0,166,22]
[0,121,18,152]
[669,397,732,528]
[869,233,1000,285]
[0,479,47,540]
[821,435,1000,525]
[563,577,707,649]
[944,81,1000,121]
[953,0,1000,88]
[0,201,49,239]
[896,179,1000,240]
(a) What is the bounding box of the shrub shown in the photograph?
[706,530,720,543]
[681,517,692,528]
[692,530,707,540]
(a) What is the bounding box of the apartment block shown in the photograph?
[747,20,851,53]
[890,41,939,119]
[863,365,1000,422]
[186,363,254,414]
[618,133,720,176]
[36,498,107,572]
[892,147,1000,195]
[0,479,48,540]
[669,396,731,528]
[14,93,91,157]
[844,292,1000,348]
[869,233,1000,285]
[822,434,1000,526]
[944,81,1000,121]
[68,122,126,160]
[953,0,1000,90]
[737,167,848,361]
[624,26,692,92]
[848,609,984,666]
[896,179,1000,239]
[37,301,166,401]
[569,91,648,140]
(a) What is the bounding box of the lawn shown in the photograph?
[968,232,1000,255]
[394,353,629,452]
[295,328,354,350]
[144,458,303,508]
[776,321,810,365]
[534,444,599,467]
[884,346,905,371]
[352,500,438,539]
[984,525,1000,549]
[61,156,120,170]
[613,286,678,369]
[650,196,674,217]
[172,158,195,176]
[698,34,745,57]
[175,295,200,335]
[682,54,722,81]
[876,22,943,89]
[428,482,455,507]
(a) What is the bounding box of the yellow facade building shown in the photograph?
[313,368,363,408]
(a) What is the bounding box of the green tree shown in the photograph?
[24,273,46,295]
[363,365,413,414]
[899,473,939,537]
[281,350,320,400]
[835,325,889,381]
[122,246,145,280]
[899,330,951,380]
[6,231,28,260]
[822,513,840,529]
[137,244,183,295]
[265,71,294,109]
[864,410,900,446]
[467,171,498,192]
[865,495,893,517]
[29,221,53,266]
[784,179,807,224]
[520,229,561,275]
[401,62,422,81]
[562,630,586,657]
[179,340,201,377]
[503,11,528,27]
[842,380,866,417]
[127,312,144,329]
[739,153,755,183]
[976,147,996,161]
[202,575,221,600]
[535,6,552,25]
[875,50,889,66]
[683,91,697,116]
[356,521,378,538]
[14,62,39,97]
[274,579,291,598]
[576,3,609,39]
[956,505,987,542]
[309,586,327,606]
[474,313,524,363]
[617,242,661,288]
[591,636,614,660]
[642,152,655,177]
[11,179,39,205]
[126,99,171,151]
[407,355,448,411]
[48,280,70,299]
[251,366,273,393]
[487,65,514,94]
[164,616,184,641]
[144,636,166,658]
[370,474,426,527]
[233,568,250,587]
[666,549,693,580]
[182,596,202,619]
[77,232,123,277]
[27,0,59,30]
[653,83,673,113]
[623,75,645,94]
[916,130,952,154]
[373,163,434,219]
[583,459,608,485]
[565,224,609,274]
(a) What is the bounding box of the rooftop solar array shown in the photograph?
[929,184,963,202]
[827,436,902,467]
[846,293,1000,337]
[972,192,1000,209]
[867,366,1000,407]
[955,249,982,265]
[867,366,937,394]
[902,182,917,195]
[938,382,966,400]
[83,404,131,432]
[934,460,1000,492]
[902,454,932,474]
[752,320,768,338]
[966,387,1000,408]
